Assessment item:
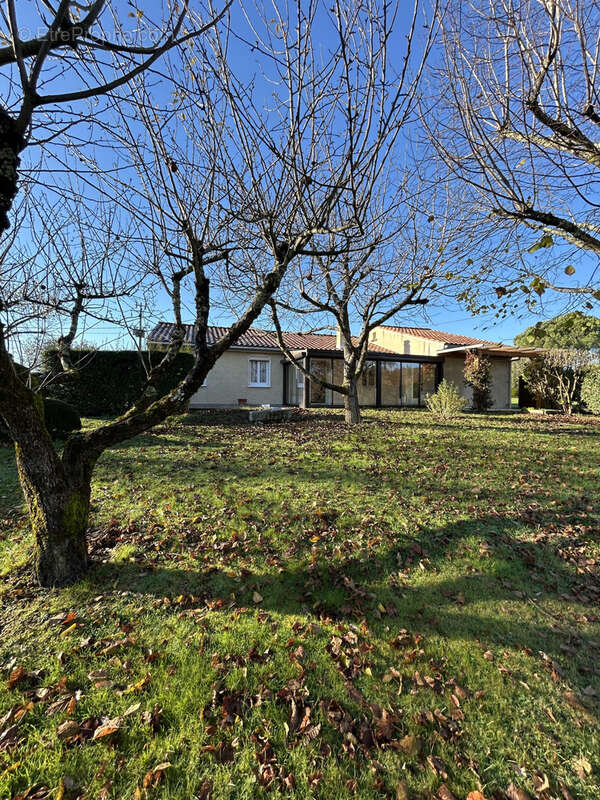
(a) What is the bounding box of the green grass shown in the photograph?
[0,408,599,800]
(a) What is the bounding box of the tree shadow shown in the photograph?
[89,511,600,712]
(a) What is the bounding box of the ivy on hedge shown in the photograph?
[42,349,195,416]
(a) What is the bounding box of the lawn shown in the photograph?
[0,409,599,800]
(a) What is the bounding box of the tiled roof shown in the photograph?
[280,331,337,350]
[379,325,499,347]
[148,322,396,354]
[148,322,279,350]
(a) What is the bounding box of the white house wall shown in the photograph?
[189,349,284,408]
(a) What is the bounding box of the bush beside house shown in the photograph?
[42,350,195,416]
[581,367,600,414]
[463,351,492,411]
[519,350,595,415]
[425,379,467,419]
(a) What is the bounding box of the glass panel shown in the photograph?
[401,363,420,406]
[250,359,269,385]
[310,358,332,404]
[332,359,344,406]
[358,361,376,405]
[287,365,302,405]
[421,363,436,401]
[381,361,401,406]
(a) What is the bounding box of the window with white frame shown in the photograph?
[248,358,271,387]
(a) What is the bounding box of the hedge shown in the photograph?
[1,396,81,443]
[42,349,195,416]
[44,398,82,436]
[581,366,600,414]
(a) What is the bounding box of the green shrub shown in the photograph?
[463,350,492,411]
[1,396,81,442]
[42,349,194,416]
[425,379,467,419]
[581,366,600,414]
[43,397,81,436]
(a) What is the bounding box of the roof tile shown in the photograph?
[148,323,396,354]
[379,325,499,347]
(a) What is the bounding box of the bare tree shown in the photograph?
[424,0,600,309]
[270,188,460,424]
[4,194,145,366]
[0,0,430,586]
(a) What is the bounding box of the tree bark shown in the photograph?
[343,378,361,424]
[3,390,90,586]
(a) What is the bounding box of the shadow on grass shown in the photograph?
[91,512,600,711]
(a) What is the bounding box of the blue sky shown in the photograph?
[2,1,594,354]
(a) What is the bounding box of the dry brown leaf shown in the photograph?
[573,756,592,781]
[506,782,533,800]
[396,780,409,800]
[7,667,26,690]
[57,720,80,740]
[92,716,123,740]
[559,781,575,800]
[436,785,457,800]
[533,774,550,794]
[398,735,421,757]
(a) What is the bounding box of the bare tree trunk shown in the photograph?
[342,342,361,424]
[3,390,90,586]
[343,377,361,424]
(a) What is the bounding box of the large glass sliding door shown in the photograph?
[401,363,420,406]
[332,359,344,406]
[358,360,377,405]
[307,357,438,408]
[421,363,436,399]
[309,358,374,406]
[381,362,401,406]
[381,360,438,407]
[286,365,304,406]
[310,358,332,404]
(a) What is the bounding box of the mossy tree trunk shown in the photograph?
[0,253,290,587]
[2,383,91,586]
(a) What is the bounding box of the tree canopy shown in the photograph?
[514,312,600,351]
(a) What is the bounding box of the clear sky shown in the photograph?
[1,0,594,357]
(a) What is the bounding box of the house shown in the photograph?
[147,322,544,410]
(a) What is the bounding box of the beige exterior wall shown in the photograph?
[442,355,511,410]
[369,327,441,356]
[189,349,284,408]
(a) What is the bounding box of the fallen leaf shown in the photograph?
[92,717,123,740]
[506,783,533,800]
[573,756,592,781]
[57,720,80,740]
[436,785,457,800]
[396,780,409,800]
[559,782,575,800]
[8,667,26,690]
[398,734,421,757]
[252,591,263,604]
